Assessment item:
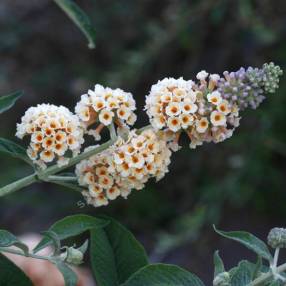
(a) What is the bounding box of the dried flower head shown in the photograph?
[145,77,240,149]
[218,62,283,110]
[75,84,137,140]
[76,128,172,207]
[16,104,84,169]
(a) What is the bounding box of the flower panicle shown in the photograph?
[14,62,283,208]
[76,128,172,208]
[75,84,137,141]
[16,103,84,169]
[145,76,240,150]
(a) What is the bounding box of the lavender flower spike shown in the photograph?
[218,62,283,110]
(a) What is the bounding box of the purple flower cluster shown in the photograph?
[217,62,283,110]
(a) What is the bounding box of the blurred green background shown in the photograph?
[0,0,286,283]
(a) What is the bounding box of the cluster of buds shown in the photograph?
[145,76,240,149]
[267,227,286,249]
[76,129,171,207]
[75,84,137,140]
[217,62,283,110]
[16,104,84,169]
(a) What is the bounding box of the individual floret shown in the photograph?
[75,84,137,140]
[16,104,84,169]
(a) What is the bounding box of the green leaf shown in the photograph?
[56,262,78,286]
[230,261,252,286]
[252,256,262,279]
[0,138,32,165]
[0,91,22,114]
[0,253,33,286]
[90,217,149,286]
[214,250,225,277]
[34,214,108,253]
[213,226,272,261]
[41,230,61,255]
[77,239,88,254]
[54,0,96,49]
[122,264,205,286]
[0,230,29,254]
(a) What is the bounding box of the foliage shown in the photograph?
[53,0,96,49]
[0,91,23,114]
[0,215,285,285]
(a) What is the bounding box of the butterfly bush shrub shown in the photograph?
[0,62,283,286]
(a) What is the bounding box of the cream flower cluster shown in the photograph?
[145,76,240,149]
[16,104,84,168]
[75,128,171,207]
[76,147,130,207]
[111,129,172,189]
[75,84,137,140]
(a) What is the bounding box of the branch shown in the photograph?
[0,138,115,197]
[0,247,52,262]
[0,125,151,197]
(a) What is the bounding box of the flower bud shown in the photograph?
[61,247,84,265]
[267,227,286,249]
[213,272,230,286]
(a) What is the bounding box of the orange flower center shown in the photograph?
[200,121,207,127]
[214,115,221,121]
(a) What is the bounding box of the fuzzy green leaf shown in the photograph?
[56,262,78,286]
[214,250,225,277]
[34,214,108,253]
[0,230,29,254]
[122,264,205,286]
[230,261,253,286]
[90,217,149,286]
[41,230,61,255]
[0,253,33,286]
[0,91,22,114]
[252,256,263,279]
[214,226,272,261]
[0,138,32,165]
[54,0,96,49]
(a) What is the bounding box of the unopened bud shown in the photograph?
[61,247,84,265]
[267,227,286,249]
